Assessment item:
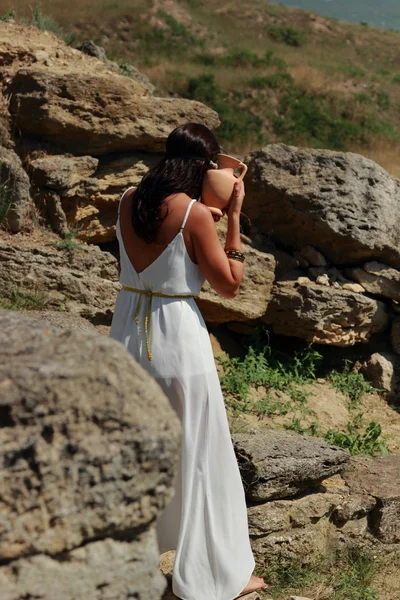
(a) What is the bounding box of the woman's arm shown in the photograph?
[190,181,245,299]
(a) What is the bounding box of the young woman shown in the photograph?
[110,123,267,600]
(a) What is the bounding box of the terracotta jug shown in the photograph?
[202,153,247,216]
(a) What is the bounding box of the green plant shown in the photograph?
[376,90,391,110]
[28,3,74,45]
[247,72,293,90]
[332,548,379,600]
[267,25,306,46]
[324,419,389,456]
[218,342,322,413]
[0,287,49,311]
[1,9,15,21]
[139,10,203,57]
[52,228,81,250]
[328,360,378,405]
[0,173,14,223]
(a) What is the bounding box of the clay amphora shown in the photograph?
[202,153,247,215]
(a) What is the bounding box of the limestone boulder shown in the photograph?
[244,144,400,268]
[0,238,119,322]
[0,146,31,232]
[28,155,99,191]
[362,352,400,397]
[197,222,276,322]
[0,311,181,598]
[8,66,219,156]
[264,279,388,346]
[349,262,400,301]
[233,430,350,502]
[342,456,400,543]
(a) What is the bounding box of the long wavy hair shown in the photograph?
[132,123,221,243]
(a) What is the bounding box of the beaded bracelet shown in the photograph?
[225,249,245,263]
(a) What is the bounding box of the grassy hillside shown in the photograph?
[2,0,400,174]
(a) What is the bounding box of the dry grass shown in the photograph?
[351,139,400,178]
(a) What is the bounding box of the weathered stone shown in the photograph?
[264,280,388,346]
[0,311,181,598]
[332,494,376,524]
[391,317,400,355]
[250,520,338,565]
[77,39,108,62]
[233,431,350,502]
[8,66,219,156]
[342,456,400,543]
[0,238,119,322]
[298,245,327,267]
[197,220,276,323]
[0,533,165,600]
[244,144,400,268]
[28,155,99,191]
[37,190,69,236]
[0,146,31,232]
[61,152,159,243]
[25,309,99,333]
[362,352,399,395]
[349,262,400,301]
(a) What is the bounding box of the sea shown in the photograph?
[272,0,400,31]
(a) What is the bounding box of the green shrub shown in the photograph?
[29,3,74,45]
[376,90,391,109]
[218,342,321,412]
[0,9,15,22]
[247,72,293,90]
[328,360,378,405]
[184,74,265,146]
[0,287,49,311]
[324,420,389,457]
[267,25,306,46]
[140,10,203,57]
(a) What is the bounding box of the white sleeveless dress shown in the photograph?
[110,190,255,600]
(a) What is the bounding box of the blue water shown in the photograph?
[272,0,400,31]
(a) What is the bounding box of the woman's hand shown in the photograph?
[227,180,245,218]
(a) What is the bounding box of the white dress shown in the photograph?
[110,190,255,600]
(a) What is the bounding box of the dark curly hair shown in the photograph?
[132,122,221,243]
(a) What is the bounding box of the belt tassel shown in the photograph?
[121,285,195,361]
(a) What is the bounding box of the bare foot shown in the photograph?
[235,574,267,598]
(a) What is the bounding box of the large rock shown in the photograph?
[342,456,400,543]
[196,222,276,322]
[28,155,99,191]
[0,146,31,232]
[349,261,400,301]
[244,144,400,268]
[362,352,400,397]
[0,237,119,322]
[233,430,350,502]
[264,279,388,346]
[0,311,181,598]
[8,66,219,156]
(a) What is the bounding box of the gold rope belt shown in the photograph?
[121,285,195,361]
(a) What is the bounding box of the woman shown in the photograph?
[110,123,266,600]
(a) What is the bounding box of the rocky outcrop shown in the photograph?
[342,456,400,543]
[264,279,388,346]
[233,430,350,502]
[0,238,119,323]
[0,146,31,232]
[27,151,159,243]
[349,261,400,301]
[197,221,276,322]
[244,144,400,268]
[8,66,218,156]
[0,310,181,599]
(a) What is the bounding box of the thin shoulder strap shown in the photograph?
[118,186,136,216]
[180,199,197,231]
